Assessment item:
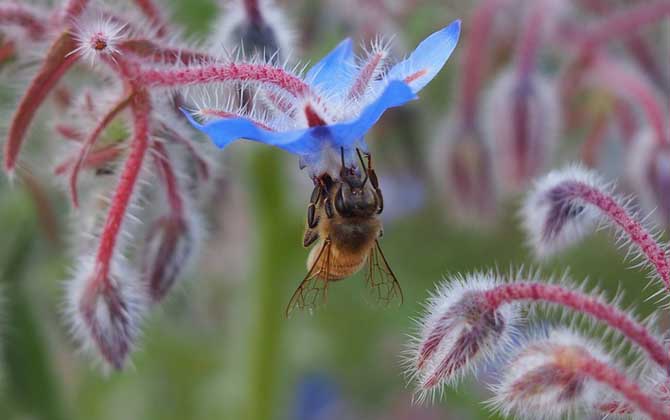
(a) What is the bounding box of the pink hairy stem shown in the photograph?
[0,4,47,40]
[93,91,151,284]
[577,355,669,420]
[244,0,262,25]
[483,282,670,371]
[63,0,90,21]
[131,0,168,38]
[55,145,123,175]
[459,0,504,126]
[152,142,183,215]
[69,91,135,207]
[4,31,80,174]
[567,181,670,291]
[588,56,667,145]
[118,39,215,65]
[138,63,313,98]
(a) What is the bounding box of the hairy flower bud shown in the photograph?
[521,165,602,257]
[431,115,497,224]
[409,273,519,398]
[483,70,561,194]
[67,257,147,370]
[522,165,670,292]
[209,0,293,60]
[628,128,670,228]
[143,211,202,303]
[491,329,608,419]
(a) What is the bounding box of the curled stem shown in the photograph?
[459,0,504,125]
[69,91,135,207]
[588,56,667,145]
[4,31,80,174]
[483,282,670,371]
[576,354,668,420]
[568,180,670,291]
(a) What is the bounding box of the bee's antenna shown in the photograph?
[356,148,368,185]
[340,147,346,170]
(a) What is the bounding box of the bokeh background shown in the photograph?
[0,0,667,419]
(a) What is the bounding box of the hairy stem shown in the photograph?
[0,3,47,40]
[588,56,667,145]
[483,282,670,370]
[62,0,90,21]
[131,0,167,37]
[4,31,79,174]
[578,1,670,49]
[139,63,312,98]
[459,0,504,125]
[567,180,670,291]
[69,91,134,207]
[577,354,668,420]
[118,39,214,65]
[152,142,183,215]
[94,91,150,281]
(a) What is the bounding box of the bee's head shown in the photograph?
[335,148,378,217]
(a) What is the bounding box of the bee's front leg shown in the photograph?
[366,153,384,214]
[306,182,322,228]
[303,229,319,248]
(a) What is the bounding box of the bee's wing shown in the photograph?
[365,239,403,306]
[286,238,333,317]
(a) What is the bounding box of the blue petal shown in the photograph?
[181,109,322,155]
[385,20,461,93]
[305,37,356,94]
[181,81,414,158]
[328,80,415,148]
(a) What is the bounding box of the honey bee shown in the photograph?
[286,148,403,316]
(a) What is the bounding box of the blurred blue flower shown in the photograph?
[183,20,461,177]
[292,373,343,420]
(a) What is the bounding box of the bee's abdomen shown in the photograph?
[324,252,367,280]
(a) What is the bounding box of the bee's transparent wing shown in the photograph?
[286,238,333,317]
[365,240,403,306]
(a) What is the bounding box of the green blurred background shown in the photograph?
[0,1,660,419]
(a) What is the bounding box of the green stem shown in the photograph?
[244,148,291,420]
[1,218,68,420]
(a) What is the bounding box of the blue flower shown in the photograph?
[184,20,461,177]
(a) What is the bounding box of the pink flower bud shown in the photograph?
[67,257,147,370]
[521,165,602,258]
[491,329,608,419]
[142,212,202,303]
[430,115,497,224]
[409,273,519,399]
[209,0,293,60]
[628,128,670,228]
[483,70,561,194]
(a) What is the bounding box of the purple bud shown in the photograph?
[210,0,293,61]
[67,257,147,370]
[628,128,670,227]
[408,273,519,399]
[431,115,497,223]
[142,214,200,303]
[483,70,561,194]
[491,329,607,419]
